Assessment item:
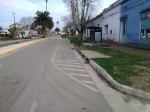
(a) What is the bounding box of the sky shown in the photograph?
[0,0,117,30]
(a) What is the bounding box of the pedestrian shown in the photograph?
[28,32,32,39]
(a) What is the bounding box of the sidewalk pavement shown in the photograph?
[82,43,150,57]
[0,37,41,47]
[80,50,111,59]
[0,38,47,56]
[107,43,150,57]
[0,39,28,46]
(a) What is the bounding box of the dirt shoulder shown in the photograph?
[104,43,150,57]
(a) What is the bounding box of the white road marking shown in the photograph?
[0,64,2,68]
[69,73,89,77]
[57,64,83,68]
[61,68,86,72]
[81,80,94,84]
[51,38,61,62]
[74,50,83,61]
[0,39,47,59]
[55,60,79,62]
[30,101,37,112]
[55,61,81,65]
[51,38,99,92]
[53,62,99,92]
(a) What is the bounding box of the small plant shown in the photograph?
[68,36,82,46]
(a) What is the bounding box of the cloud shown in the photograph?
[0,0,41,11]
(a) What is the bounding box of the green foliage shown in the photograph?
[87,46,150,86]
[68,36,82,46]
[31,11,54,37]
[8,24,16,38]
[55,27,60,32]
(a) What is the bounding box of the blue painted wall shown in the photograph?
[120,0,150,49]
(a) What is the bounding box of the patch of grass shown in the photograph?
[86,46,150,90]
[67,36,82,46]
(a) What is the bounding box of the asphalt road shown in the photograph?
[0,36,112,112]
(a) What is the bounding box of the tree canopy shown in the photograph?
[31,11,54,37]
[55,27,60,32]
[63,0,100,40]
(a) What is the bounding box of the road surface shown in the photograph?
[0,36,112,112]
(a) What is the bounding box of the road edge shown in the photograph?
[0,38,48,56]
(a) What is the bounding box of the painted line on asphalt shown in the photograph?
[61,68,86,72]
[81,80,94,84]
[74,50,83,60]
[55,61,81,65]
[55,60,79,62]
[69,73,89,77]
[57,64,83,68]
[0,44,33,59]
[51,38,61,62]
[53,62,99,92]
[0,39,46,59]
[51,38,99,93]
[30,101,37,112]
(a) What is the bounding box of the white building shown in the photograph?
[86,0,122,42]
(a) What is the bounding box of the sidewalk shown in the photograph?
[0,38,47,56]
[82,42,150,57]
[107,43,150,57]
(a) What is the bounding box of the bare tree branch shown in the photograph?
[63,0,101,40]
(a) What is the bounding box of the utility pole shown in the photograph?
[45,0,48,37]
[45,0,48,11]
[11,12,16,38]
[12,12,16,26]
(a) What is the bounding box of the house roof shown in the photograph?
[87,0,125,24]
[87,26,102,30]
[0,30,7,33]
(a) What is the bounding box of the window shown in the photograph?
[110,30,112,34]
[105,25,108,34]
[141,11,150,39]
[121,19,127,37]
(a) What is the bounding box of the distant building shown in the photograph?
[86,0,150,49]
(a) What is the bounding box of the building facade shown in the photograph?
[86,0,150,49]
[120,0,150,48]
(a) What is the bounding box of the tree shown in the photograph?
[63,0,100,41]
[55,27,60,34]
[31,11,54,37]
[8,23,24,38]
[62,15,73,35]
[56,21,59,26]
[8,24,16,38]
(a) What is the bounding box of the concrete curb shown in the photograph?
[0,38,47,56]
[73,45,150,101]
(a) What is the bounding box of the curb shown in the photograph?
[73,45,150,101]
[0,38,47,56]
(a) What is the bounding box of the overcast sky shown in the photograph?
[0,0,117,30]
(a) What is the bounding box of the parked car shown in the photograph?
[61,32,66,38]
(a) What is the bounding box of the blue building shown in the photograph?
[120,0,150,49]
[86,0,150,49]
